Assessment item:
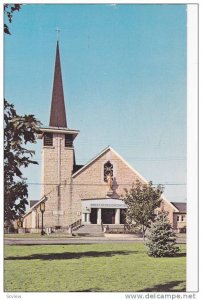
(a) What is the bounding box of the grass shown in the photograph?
[4,243,186,292]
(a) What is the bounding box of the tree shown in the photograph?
[4,99,41,223]
[145,211,179,257]
[123,180,164,238]
[4,4,22,35]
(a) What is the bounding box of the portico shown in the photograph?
[81,198,127,225]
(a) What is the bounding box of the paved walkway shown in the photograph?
[4,236,186,245]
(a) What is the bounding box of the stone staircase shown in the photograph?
[73,224,104,237]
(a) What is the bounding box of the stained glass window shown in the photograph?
[104,161,113,182]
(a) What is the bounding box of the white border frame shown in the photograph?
[186,4,199,292]
[1,1,200,298]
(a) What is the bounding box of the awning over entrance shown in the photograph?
[81,198,127,211]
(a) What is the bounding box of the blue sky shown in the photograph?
[4,4,187,202]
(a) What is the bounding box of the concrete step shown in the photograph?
[73,224,104,236]
[75,232,105,237]
[74,225,103,233]
[72,224,128,237]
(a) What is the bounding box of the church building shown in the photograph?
[22,41,186,233]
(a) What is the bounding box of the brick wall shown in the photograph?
[38,132,74,227]
[72,148,148,224]
[24,147,177,229]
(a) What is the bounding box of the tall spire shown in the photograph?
[49,41,67,128]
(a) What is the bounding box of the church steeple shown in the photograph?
[49,41,67,128]
[39,37,79,211]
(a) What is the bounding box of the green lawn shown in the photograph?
[4,243,186,292]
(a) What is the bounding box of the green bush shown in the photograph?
[145,211,180,257]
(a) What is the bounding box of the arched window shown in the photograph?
[104,161,113,182]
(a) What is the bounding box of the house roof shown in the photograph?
[171,202,187,212]
[30,200,39,208]
[23,195,48,218]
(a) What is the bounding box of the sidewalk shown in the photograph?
[4,235,185,245]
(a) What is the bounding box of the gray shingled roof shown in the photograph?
[171,202,187,212]
[30,200,39,208]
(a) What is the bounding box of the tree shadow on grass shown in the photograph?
[137,280,186,292]
[69,288,102,292]
[150,252,186,258]
[5,250,137,261]
[175,252,186,257]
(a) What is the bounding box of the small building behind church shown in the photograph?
[22,41,186,234]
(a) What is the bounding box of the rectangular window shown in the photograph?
[181,216,184,222]
[44,133,53,146]
[177,216,180,222]
[65,134,73,147]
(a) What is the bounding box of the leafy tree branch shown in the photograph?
[4,99,41,222]
[123,180,164,238]
[4,4,22,35]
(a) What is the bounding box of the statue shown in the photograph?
[106,173,113,189]
[106,173,113,196]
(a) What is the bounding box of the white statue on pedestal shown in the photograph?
[106,173,113,196]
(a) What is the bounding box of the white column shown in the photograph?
[97,208,102,225]
[86,213,90,224]
[115,208,120,225]
[82,213,85,223]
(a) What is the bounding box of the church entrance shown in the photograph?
[90,208,97,224]
[101,208,115,224]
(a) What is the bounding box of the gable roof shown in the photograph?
[23,195,48,218]
[72,146,178,211]
[30,200,39,208]
[72,146,146,181]
[72,146,111,178]
[171,202,187,212]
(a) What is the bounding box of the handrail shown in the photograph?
[69,219,82,231]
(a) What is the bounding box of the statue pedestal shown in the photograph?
[107,189,113,197]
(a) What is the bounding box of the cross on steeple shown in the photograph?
[56,27,61,41]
